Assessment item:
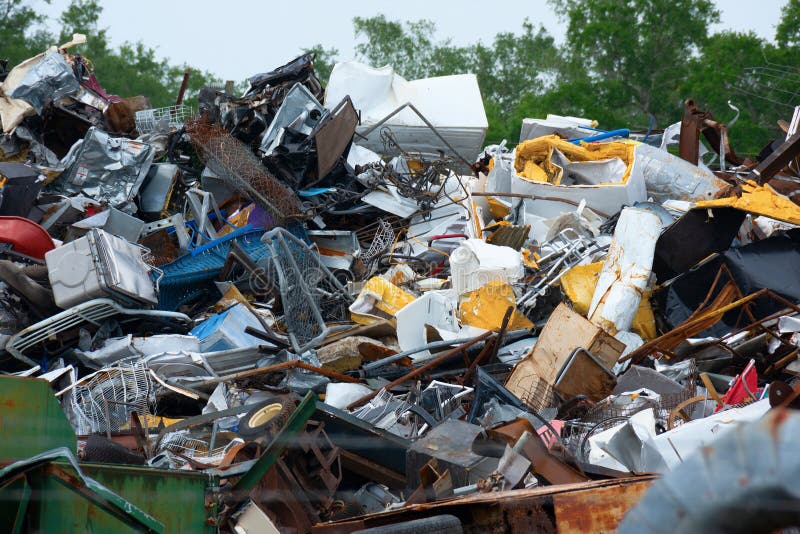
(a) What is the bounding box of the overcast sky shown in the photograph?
[39,0,787,82]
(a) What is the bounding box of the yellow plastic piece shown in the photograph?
[521,248,539,269]
[458,281,533,331]
[350,276,416,325]
[486,196,511,219]
[560,262,656,340]
[218,204,254,236]
[696,180,800,225]
[514,134,636,185]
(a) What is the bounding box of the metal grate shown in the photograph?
[158,431,233,461]
[515,371,556,413]
[361,218,394,267]
[135,105,193,134]
[69,362,154,435]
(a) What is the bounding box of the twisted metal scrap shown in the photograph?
[185,116,301,226]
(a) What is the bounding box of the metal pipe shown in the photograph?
[361,329,530,376]
[193,359,362,389]
[347,330,494,411]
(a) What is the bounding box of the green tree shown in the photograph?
[55,0,217,108]
[353,16,450,81]
[550,0,720,129]
[0,0,54,68]
[680,31,782,156]
[302,44,339,85]
[777,0,800,48]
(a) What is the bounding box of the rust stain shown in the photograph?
[553,479,652,534]
[769,409,790,441]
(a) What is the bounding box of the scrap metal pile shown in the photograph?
[2,34,800,533]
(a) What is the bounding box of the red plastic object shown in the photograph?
[0,216,56,260]
[717,359,759,411]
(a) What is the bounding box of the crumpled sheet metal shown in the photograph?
[0,34,87,133]
[53,127,155,206]
[9,51,79,114]
[633,142,732,204]
[619,409,800,534]
[259,82,325,155]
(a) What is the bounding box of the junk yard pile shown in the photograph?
[2,34,800,533]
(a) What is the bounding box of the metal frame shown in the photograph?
[518,228,607,308]
[5,298,191,367]
[358,102,473,168]
[262,228,352,353]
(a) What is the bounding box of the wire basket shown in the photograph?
[515,371,556,413]
[158,431,232,461]
[263,228,352,353]
[561,384,698,462]
[135,105,193,134]
[69,362,154,435]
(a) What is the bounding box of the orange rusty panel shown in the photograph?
[553,479,652,534]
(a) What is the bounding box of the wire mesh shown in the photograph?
[264,228,352,352]
[560,368,699,462]
[185,117,301,226]
[158,431,232,461]
[70,362,154,435]
[515,371,556,413]
[135,105,193,134]
[360,218,395,273]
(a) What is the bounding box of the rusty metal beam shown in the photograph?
[754,132,800,184]
[679,99,702,165]
[311,476,656,534]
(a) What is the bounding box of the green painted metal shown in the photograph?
[232,391,317,495]
[0,454,217,533]
[0,447,165,533]
[82,463,217,533]
[0,376,76,459]
[0,375,218,533]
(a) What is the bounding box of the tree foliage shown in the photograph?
[551,0,720,128]
[3,1,800,158]
[0,0,53,68]
[2,0,217,109]
[302,44,339,85]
